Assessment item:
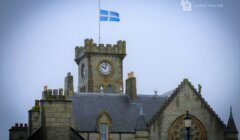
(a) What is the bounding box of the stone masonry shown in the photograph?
[149,79,226,140]
[9,39,238,140]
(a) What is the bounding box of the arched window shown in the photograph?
[107,85,112,93]
[168,115,206,140]
[81,63,86,78]
[80,86,86,92]
[83,86,86,92]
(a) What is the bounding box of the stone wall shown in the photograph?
[9,123,28,140]
[41,99,75,140]
[135,131,149,140]
[28,110,40,135]
[149,83,226,140]
[89,54,123,93]
[78,56,89,92]
[28,100,41,135]
[76,53,124,93]
[29,86,83,140]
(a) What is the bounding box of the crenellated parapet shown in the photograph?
[75,38,126,64]
[42,86,66,100]
[9,123,28,140]
[9,123,28,131]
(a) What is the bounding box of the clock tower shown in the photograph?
[75,39,126,93]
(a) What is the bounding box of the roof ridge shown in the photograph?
[74,92,171,98]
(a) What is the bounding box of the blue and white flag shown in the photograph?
[100,9,120,22]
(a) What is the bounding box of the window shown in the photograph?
[107,85,112,93]
[97,110,111,140]
[83,86,86,92]
[80,86,86,92]
[100,124,108,140]
[81,63,86,78]
[168,115,206,140]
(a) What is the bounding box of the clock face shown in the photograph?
[99,62,112,76]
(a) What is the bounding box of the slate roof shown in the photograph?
[71,92,170,132]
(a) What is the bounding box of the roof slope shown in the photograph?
[71,93,168,132]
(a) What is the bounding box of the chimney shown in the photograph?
[44,85,48,91]
[35,100,39,107]
[125,72,137,101]
[65,72,74,97]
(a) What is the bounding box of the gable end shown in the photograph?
[148,78,226,130]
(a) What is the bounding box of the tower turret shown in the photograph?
[75,39,126,93]
[226,107,238,140]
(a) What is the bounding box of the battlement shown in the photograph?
[9,123,28,131]
[75,38,126,62]
[42,86,66,100]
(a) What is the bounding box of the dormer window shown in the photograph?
[96,109,112,140]
[100,123,108,140]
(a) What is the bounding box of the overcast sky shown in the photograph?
[0,0,239,139]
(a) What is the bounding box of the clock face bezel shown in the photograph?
[99,61,112,76]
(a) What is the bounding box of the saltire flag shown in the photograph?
[100,9,120,22]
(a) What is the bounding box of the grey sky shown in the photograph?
[0,0,239,139]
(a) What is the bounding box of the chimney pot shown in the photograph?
[128,71,134,78]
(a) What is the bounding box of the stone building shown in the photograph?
[9,39,238,140]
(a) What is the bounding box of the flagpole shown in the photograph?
[98,0,101,44]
